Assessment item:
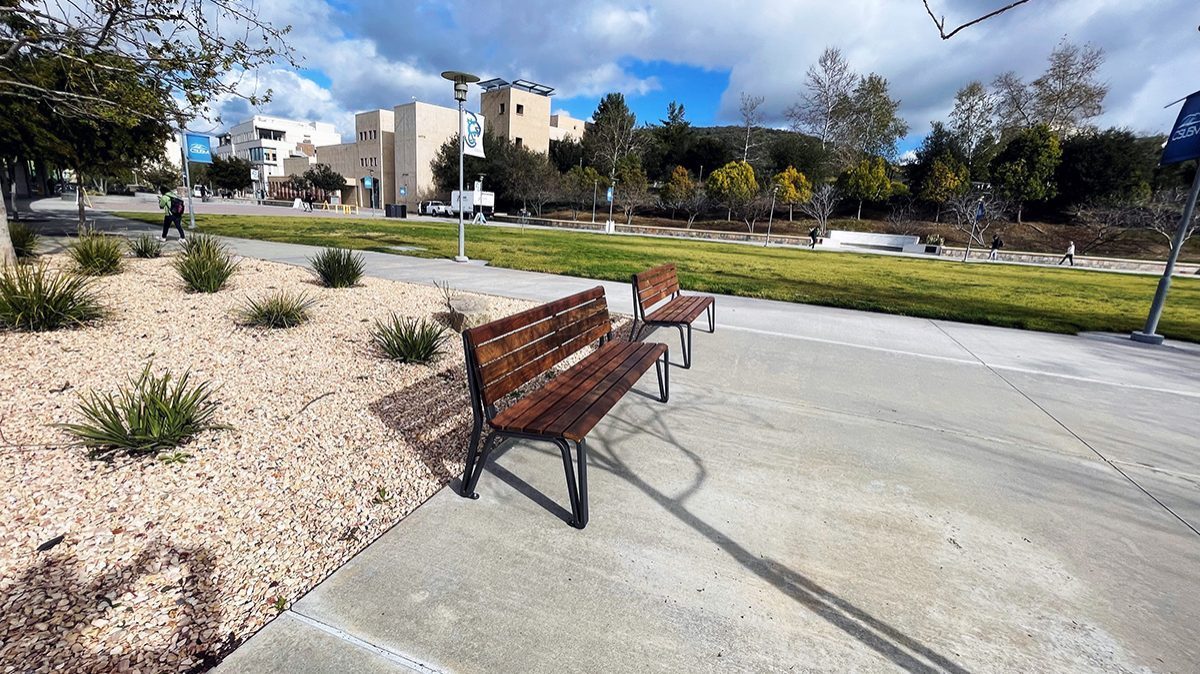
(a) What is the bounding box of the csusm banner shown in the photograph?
[463,111,485,159]
[184,133,213,164]
[1161,90,1200,166]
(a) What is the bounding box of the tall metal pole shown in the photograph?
[1132,168,1200,344]
[764,187,777,247]
[607,180,616,228]
[592,181,597,223]
[179,132,196,230]
[456,97,467,261]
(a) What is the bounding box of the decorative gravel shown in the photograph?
[0,254,533,673]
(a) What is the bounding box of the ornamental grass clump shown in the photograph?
[63,364,224,457]
[128,233,164,258]
[309,247,365,288]
[68,228,124,275]
[0,262,103,331]
[372,314,448,364]
[9,221,40,259]
[238,290,315,328]
[173,233,237,292]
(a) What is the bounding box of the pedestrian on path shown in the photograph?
[989,233,1003,261]
[809,226,819,250]
[303,192,314,212]
[158,187,186,242]
[1058,241,1075,266]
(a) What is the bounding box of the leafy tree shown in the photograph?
[706,160,758,224]
[510,148,561,216]
[905,122,968,205]
[839,157,891,220]
[302,163,345,194]
[682,136,733,182]
[993,40,1108,138]
[919,156,969,222]
[562,165,605,220]
[785,47,857,150]
[210,155,254,193]
[739,92,766,164]
[141,158,181,192]
[583,93,639,178]
[836,74,909,165]
[948,81,998,177]
[614,155,650,224]
[1055,128,1153,208]
[771,166,813,221]
[660,166,697,219]
[768,134,828,183]
[656,101,694,174]
[549,137,584,173]
[989,125,1062,223]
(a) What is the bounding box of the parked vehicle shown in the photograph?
[419,200,453,216]
[450,190,496,217]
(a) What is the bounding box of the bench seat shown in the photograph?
[491,340,667,441]
[631,263,716,368]
[645,295,714,325]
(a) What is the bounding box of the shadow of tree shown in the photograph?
[0,539,232,673]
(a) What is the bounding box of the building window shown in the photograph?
[499,103,505,114]
[515,137,523,147]
[516,104,524,115]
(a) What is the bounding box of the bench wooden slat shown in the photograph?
[474,295,606,365]
[545,343,666,440]
[467,286,604,344]
[522,341,643,434]
[478,309,608,385]
[648,295,712,325]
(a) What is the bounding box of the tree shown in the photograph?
[739,92,765,163]
[614,155,650,224]
[836,74,909,165]
[921,0,1033,40]
[511,148,561,216]
[949,81,998,177]
[1,0,291,123]
[785,47,856,150]
[706,160,758,225]
[771,166,813,221]
[679,188,710,229]
[919,156,969,222]
[141,158,181,192]
[681,136,733,182]
[645,100,696,181]
[990,125,1062,223]
[562,165,604,220]
[1137,189,1198,247]
[302,163,345,195]
[1068,203,1134,254]
[1056,129,1153,208]
[905,122,968,208]
[799,184,840,235]
[994,40,1108,138]
[839,157,891,220]
[946,191,1010,259]
[200,155,249,194]
[583,93,639,179]
[549,137,585,173]
[660,166,697,220]
[768,133,827,183]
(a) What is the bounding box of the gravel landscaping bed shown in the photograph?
[0,253,532,672]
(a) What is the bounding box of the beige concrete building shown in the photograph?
[303,109,396,208]
[479,79,555,153]
[393,101,460,207]
[550,114,585,142]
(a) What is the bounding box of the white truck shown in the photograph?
[450,190,495,217]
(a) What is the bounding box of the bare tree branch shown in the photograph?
[922,0,1034,40]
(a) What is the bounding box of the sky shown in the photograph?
[207,0,1200,155]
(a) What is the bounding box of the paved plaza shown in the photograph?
[26,204,1200,672]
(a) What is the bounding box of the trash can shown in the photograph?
[384,204,396,217]
[399,204,407,219]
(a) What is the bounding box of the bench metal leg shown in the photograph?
[463,431,501,499]
[655,350,669,402]
[460,420,484,498]
[707,302,715,333]
[630,318,643,342]
[556,439,589,529]
[676,323,693,369]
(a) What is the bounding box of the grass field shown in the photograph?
[115,212,1200,341]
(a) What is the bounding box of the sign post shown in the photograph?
[182,132,213,230]
[1132,91,1200,345]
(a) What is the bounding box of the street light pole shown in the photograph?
[764,187,778,247]
[442,70,479,263]
[1132,168,1200,344]
[607,179,618,231]
[592,180,597,223]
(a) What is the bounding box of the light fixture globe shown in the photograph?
[441,70,480,102]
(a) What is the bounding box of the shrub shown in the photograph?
[309,248,365,288]
[68,228,124,275]
[238,290,315,328]
[62,364,224,457]
[372,314,448,363]
[8,221,40,259]
[128,234,164,258]
[0,263,103,331]
[173,234,237,292]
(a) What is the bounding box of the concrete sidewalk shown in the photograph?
[24,204,1200,671]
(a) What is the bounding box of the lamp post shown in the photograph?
[441,70,480,263]
[592,180,598,223]
[367,168,375,211]
[607,178,618,232]
[1132,168,1200,344]
[764,186,778,247]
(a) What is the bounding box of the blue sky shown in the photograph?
[215,0,1199,157]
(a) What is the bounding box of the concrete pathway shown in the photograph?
[23,203,1200,672]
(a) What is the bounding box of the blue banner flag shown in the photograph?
[184,133,213,164]
[1161,91,1200,166]
[606,186,613,203]
[363,176,374,189]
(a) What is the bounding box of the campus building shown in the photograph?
[214,115,341,195]
[287,109,396,208]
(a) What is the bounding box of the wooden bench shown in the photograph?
[631,263,715,369]
[461,286,669,529]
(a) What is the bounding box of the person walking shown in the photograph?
[158,187,186,242]
[303,192,314,212]
[809,226,820,250]
[988,233,1003,261]
[1058,241,1075,266]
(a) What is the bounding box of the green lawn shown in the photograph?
[115,212,1200,341]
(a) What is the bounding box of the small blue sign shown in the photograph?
[363,176,374,189]
[975,200,985,223]
[399,185,408,197]
[1161,90,1200,166]
[606,187,613,203]
[184,133,212,164]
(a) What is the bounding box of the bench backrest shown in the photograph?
[632,263,679,315]
[463,287,611,408]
